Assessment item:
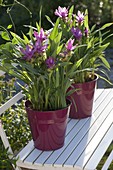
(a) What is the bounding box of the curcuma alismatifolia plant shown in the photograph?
[0,6,113,110]
[0,18,79,111]
[52,6,113,84]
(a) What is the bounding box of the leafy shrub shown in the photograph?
[0,75,31,169]
[0,142,17,170]
[0,75,16,106]
[1,100,31,152]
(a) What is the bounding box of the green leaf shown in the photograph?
[22,33,29,44]
[36,22,40,32]
[54,31,62,44]
[45,15,54,26]
[102,30,110,37]
[84,9,89,30]
[48,31,62,57]
[97,74,113,85]
[33,85,39,106]
[21,71,32,82]
[64,80,74,94]
[39,6,42,28]
[68,5,74,19]
[1,49,14,59]
[67,59,83,77]
[11,32,25,45]
[0,65,7,72]
[50,18,59,40]
[90,43,110,58]
[90,24,96,33]
[68,94,77,112]
[7,25,12,29]
[99,31,102,44]
[103,33,113,42]
[76,58,84,68]
[99,56,110,69]
[56,67,59,88]
[17,81,28,93]
[9,69,28,84]
[99,68,110,79]
[20,63,41,76]
[1,31,10,41]
[27,27,34,42]
[40,75,46,88]
[100,23,113,30]
[56,44,63,54]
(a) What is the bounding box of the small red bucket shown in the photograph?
[25,100,71,151]
[68,75,98,119]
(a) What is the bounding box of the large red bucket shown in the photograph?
[25,100,71,151]
[68,76,98,119]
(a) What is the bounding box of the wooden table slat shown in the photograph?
[17,140,34,162]
[65,119,79,136]
[93,88,104,101]
[84,124,113,169]
[73,108,113,168]
[92,88,111,112]
[23,148,43,165]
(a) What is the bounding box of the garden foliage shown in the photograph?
[0,75,31,170]
[0,0,113,36]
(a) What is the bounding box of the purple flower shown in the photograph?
[71,27,82,40]
[20,45,34,61]
[45,57,55,69]
[55,6,68,19]
[66,39,76,51]
[84,27,89,37]
[34,39,48,53]
[34,28,47,42]
[76,11,84,25]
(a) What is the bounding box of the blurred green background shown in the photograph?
[0,0,113,36]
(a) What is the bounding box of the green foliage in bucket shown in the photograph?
[0,18,78,111]
[52,6,113,84]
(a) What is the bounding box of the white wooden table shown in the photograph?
[16,88,113,170]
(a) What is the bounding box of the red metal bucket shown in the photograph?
[25,100,71,151]
[68,76,98,119]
